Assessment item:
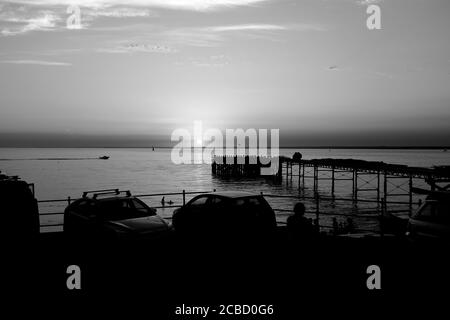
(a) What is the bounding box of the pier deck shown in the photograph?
[212,156,450,212]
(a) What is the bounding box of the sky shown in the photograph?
[0,0,449,147]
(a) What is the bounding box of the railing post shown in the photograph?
[315,194,320,228]
[429,174,435,192]
[285,162,288,181]
[182,190,186,206]
[331,165,335,198]
[376,169,380,205]
[409,175,413,214]
[313,165,318,193]
[298,163,301,191]
[379,198,385,237]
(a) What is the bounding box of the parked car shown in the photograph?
[406,190,450,243]
[64,189,170,241]
[172,191,277,237]
[0,173,39,240]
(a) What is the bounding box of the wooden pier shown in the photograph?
[211,155,282,178]
[282,158,450,209]
[212,155,450,212]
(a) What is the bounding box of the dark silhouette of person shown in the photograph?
[287,202,315,240]
[343,217,355,234]
[332,217,339,235]
[293,152,302,162]
[161,196,165,207]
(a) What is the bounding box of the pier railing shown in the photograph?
[282,159,449,207]
[210,157,448,213]
[38,189,417,235]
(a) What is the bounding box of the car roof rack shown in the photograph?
[0,172,21,181]
[82,189,132,199]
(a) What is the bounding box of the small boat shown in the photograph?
[99,156,110,160]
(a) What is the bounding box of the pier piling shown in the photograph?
[211,156,450,214]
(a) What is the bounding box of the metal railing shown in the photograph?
[38,189,415,235]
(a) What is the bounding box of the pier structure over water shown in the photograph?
[211,155,282,178]
[282,157,450,210]
[211,155,450,211]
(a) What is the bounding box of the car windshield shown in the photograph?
[99,198,153,221]
[231,196,269,213]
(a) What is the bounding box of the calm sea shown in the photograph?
[1,148,449,231]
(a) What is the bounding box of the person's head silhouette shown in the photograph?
[293,202,305,216]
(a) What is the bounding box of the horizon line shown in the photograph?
[0,146,449,150]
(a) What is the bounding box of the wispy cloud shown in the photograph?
[210,24,287,32]
[0,1,271,36]
[108,21,320,51]
[162,23,317,47]
[355,0,383,6]
[162,28,223,47]
[2,0,269,11]
[0,59,72,66]
[83,7,155,18]
[76,7,156,29]
[97,43,176,54]
[209,23,324,33]
[324,64,395,80]
[0,9,59,36]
